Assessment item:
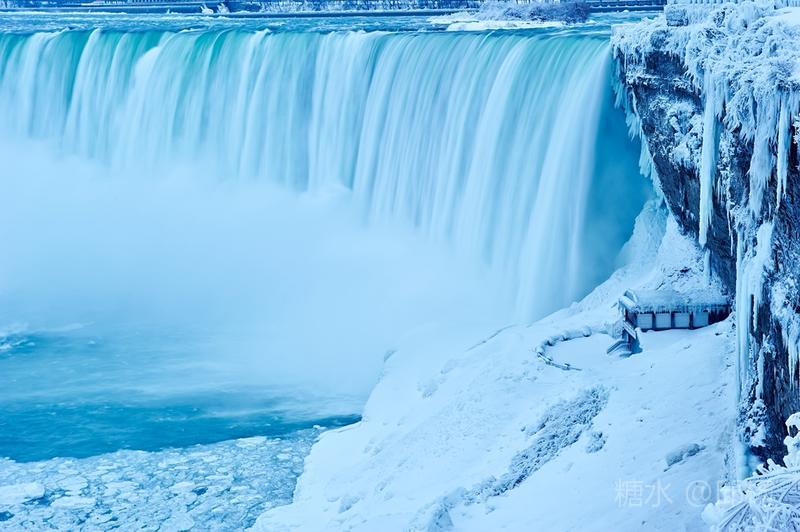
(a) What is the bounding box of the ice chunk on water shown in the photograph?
[0,430,322,530]
[0,482,44,505]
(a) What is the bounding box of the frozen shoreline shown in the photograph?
[0,430,322,530]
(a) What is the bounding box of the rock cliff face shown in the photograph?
[612,3,800,463]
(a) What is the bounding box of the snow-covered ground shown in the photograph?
[427,0,591,32]
[253,207,739,531]
[428,12,564,31]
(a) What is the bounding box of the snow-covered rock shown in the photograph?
[613,1,800,462]
[253,210,737,531]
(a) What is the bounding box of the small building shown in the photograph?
[607,289,731,356]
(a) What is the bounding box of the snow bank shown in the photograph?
[439,19,564,31]
[253,207,737,531]
[429,0,588,31]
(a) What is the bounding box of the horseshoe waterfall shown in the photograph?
[0,28,646,320]
[0,18,669,532]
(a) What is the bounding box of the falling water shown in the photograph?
[0,17,652,529]
[0,27,644,320]
[0,22,648,468]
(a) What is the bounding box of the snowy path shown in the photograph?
[253,310,734,530]
[255,311,735,531]
[451,325,734,531]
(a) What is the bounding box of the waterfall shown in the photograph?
[0,27,644,322]
[0,22,651,465]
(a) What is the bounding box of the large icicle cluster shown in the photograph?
[735,221,775,400]
[613,1,800,400]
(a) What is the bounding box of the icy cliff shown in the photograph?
[613,1,800,463]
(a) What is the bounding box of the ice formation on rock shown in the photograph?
[613,1,800,409]
[704,413,800,531]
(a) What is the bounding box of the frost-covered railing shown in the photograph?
[43,0,480,8]
[13,0,666,9]
[234,0,480,9]
[12,0,480,9]
[587,0,665,9]
[532,325,609,371]
[667,0,800,7]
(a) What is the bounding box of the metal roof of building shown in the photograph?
[619,289,730,314]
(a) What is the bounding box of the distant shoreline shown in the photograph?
[0,2,473,16]
[0,2,663,17]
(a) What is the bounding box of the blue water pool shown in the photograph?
[0,327,358,462]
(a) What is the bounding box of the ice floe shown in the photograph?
[0,430,320,530]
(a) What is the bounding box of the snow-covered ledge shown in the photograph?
[254,207,738,531]
[613,0,800,464]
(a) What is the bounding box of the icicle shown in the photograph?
[698,72,722,247]
[735,236,749,402]
[771,283,800,382]
[735,222,774,400]
[776,95,791,208]
[748,93,779,214]
[750,223,774,332]
[785,320,800,382]
[612,80,664,198]
[756,343,765,399]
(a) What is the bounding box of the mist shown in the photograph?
[0,139,513,406]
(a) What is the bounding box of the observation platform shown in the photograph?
[586,0,666,11]
[607,289,730,356]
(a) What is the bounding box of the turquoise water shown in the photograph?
[0,326,358,462]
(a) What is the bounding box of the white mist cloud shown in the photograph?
[0,139,512,406]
